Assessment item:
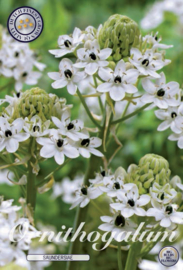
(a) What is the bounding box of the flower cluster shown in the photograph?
[141,0,183,30]
[0,27,46,92]
[0,197,40,269]
[48,14,174,105]
[0,87,103,166]
[70,154,183,241]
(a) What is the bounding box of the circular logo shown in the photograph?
[158,246,179,267]
[7,6,43,43]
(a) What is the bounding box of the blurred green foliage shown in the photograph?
[0,0,183,269]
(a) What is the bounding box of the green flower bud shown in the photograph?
[125,154,171,194]
[98,14,142,61]
[10,87,69,122]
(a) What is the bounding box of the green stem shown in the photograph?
[93,75,104,113]
[112,104,151,125]
[26,139,37,211]
[26,159,37,211]
[118,243,123,270]
[124,242,143,270]
[91,200,106,216]
[77,89,101,129]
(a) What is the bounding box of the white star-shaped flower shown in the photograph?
[49,27,84,58]
[73,137,103,158]
[48,58,85,95]
[147,200,183,228]
[129,48,170,78]
[110,185,150,218]
[97,60,139,101]
[0,117,30,153]
[70,185,102,209]
[74,40,112,75]
[98,213,136,242]
[141,72,181,109]
[52,110,87,141]
[23,115,50,137]
[155,106,180,132]
[37,129,79,165]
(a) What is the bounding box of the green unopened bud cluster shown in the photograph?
[98,14,142,61]
[10,87,69,122]
[125,154,171,194]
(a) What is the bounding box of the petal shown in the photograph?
[141,94,154,103]
[51,79,67,89]
[89,148,103,157]
[160,218,171,227]
[122,84,138,94]
[137,195,150,206]
[80,198,90,208]
[47,72,60,80]
[157,120,171,131]
[54,151,65,165]
[135,207,146,216]
[109,86,125,101]
[90,137,102,147]
[97,82,112,93]
[98,223,113,232]
[178,137,183,149]
[67,82,77,95]
[141,78,156,93]
[98,48,112,60]
[85,62,98,75]
[100,216,113,223]
[79,148,90,158]
[63,145,79,158]
[98,67,113,81]
[40,145,56,158]
[6,139,19,153]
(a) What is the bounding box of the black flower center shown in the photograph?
[154,36,158,41]
[142,59,149,67]
[81,187,87,195]
[67,122,74,130]
[114,76,122,83]
[171,112,177,118]
[5,130,12,137]
[16,92,20,98]
[115,214,125,227]
[15,52,19,57]
[64,40,72,48]
[81,138,90,147]
[64,69,72,78]
[22,72,28,77]
[128,199,135,207]
[160,193,165,200]
[165,205,173,215]
[157,88,165,97]
[33,125,40,132]
[57,139,64,148]
[114,182,120,190]
[0,60,2,65]
[101,170,105,177]
[89,52,97,60]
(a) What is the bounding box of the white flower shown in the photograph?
[143,33,173,50]
[110,185,150,218]
[0,117,30,153]
[24,115,50,137]
[74,40,112,75]
[74,137,103,158]
[37,129,79,165]
[147,200,183,228]
[129,48,170,78]
[98,213,136,242]
[99,167,127,197]
[89,168,112,185]
[83,26,97,41]
[70,185,102,209]
[141,72,181,109]
[52,110,87,141]
[49,27,84,57]
[52,175,83,204]
[155,106,180,132]
[48,58,85,95]
[13,65,42,92]
[97,60,139,101]
[150,183,177,204]
[0,52,13,77]
[0,92,22,107]
[168,114,183,148]
[0,198,21,214]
